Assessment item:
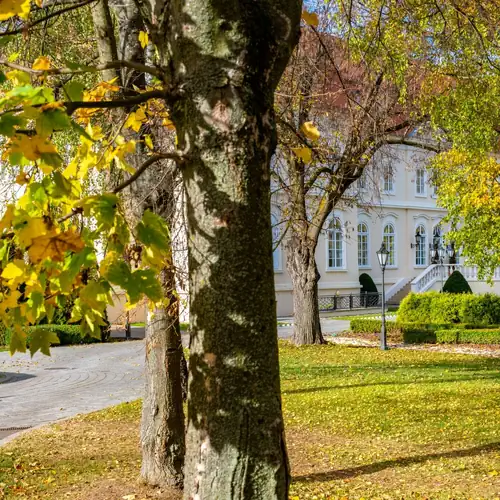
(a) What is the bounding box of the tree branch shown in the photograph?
[58,153,187,223]
[384,136,442,153]
[0,0,97,37]
[0,58,163,80]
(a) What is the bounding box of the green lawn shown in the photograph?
[1,343,499,499]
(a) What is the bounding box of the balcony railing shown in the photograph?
[318,292,381,312]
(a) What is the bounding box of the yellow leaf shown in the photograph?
[292,147,312,163]
[1,261,25,281]
[302,10,319,27]
[162,117,175,130]
[0,205,15,232]
[15,172,29,185]
[0,290,21,309]
[28,228,85,263]
[124,108,147,132]
[6,70,30,85]
[18,218,48,248]
[0,0,30,21]
[138,30,149,49]
[301,121,320,141]
[9,135,58,162]
[32,56,51,71]
[35,0,42,6]
[144,135,154,150]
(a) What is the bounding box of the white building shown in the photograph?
[272,144,500,317]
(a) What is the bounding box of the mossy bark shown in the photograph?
[155,0,302,497]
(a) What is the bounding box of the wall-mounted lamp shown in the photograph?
[410,229,422,249]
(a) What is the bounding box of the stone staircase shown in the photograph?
[386,278,413,306]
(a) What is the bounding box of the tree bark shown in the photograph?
[286,235,325,345]
[141,266,185,488]
[93,1,187,487]
[149,0,303,497]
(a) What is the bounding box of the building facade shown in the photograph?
[272,144,499,318]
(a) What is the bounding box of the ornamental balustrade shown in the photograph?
[318,292,381,312]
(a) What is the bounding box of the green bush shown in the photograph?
[443,270,472,294]
[398,292,435,323]
[461,293,500,326]
[4,325,104,347]
[435,328,500,344]
[398,292,500,325]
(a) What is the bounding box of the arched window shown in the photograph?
[415,224,426,266]
[357,222,369,267]
[271,212,281,271]
[383,223,396,267]
[328,217,344,269]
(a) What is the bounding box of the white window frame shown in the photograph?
[357,221,370,268]
[382,164,395,194]
[414,223,427,267]
[326,216,347,271]
[415,168,426,197]
[382,222,397,268]
[357,174,367,190]
[271,211,282,272]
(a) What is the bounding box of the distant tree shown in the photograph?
[359,273,378,306]
[443,271,472,294]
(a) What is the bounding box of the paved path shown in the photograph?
[277,318,351,338]
[0,318,350,444]
[0,341,145,443]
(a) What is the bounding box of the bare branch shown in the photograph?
[0,0,97,37]
[0,58,163,80]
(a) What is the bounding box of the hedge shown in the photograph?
[398,292,500,325]
[435,329,500,344]
[3,325,107,347]
[349,318,500,344]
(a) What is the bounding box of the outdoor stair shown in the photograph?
[386,279,413,305]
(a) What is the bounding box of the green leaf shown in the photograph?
[9,330,26,356]
[80,194,118,230]
[0,71,6,85]
[29,328,60,357]
[36,108,71,136]
[0,113,23,136]
[104,260,162,304]
[63,81,85,102]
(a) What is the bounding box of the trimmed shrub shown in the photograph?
[398,292,435,323]
[435,328,500,344]
[443,270,472,294]
[429,293,468,324]
[4,325,103,347]
[461,293,500,326]
[359,273,378,293]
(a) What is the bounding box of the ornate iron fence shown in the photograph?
[318,292,381,312]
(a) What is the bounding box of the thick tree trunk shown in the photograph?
[157,1,302,497]
[141,267,185,488]
[286,236,325,345]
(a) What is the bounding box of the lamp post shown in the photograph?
[376,243,390,351]
[437,245,446,291]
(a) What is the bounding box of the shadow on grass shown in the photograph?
[284,373,500,394]
[293,441,500,482]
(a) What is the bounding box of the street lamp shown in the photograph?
[376,243,390,351]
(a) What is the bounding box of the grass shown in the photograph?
[1,343,499,499]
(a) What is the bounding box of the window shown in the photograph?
[357,174,366,190]
[357,222,369,267]
[271,212,281,271]
[327,217,344,269]
[383,223,396,266]
[383,164,395,193]
[415,224,427,266]
[416,168,426,195]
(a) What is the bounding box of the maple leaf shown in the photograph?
[9,135,58,162]
[0,0,30,21]
[125,108,147,132]
[28,228,85,263]
[32,56,51,71]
